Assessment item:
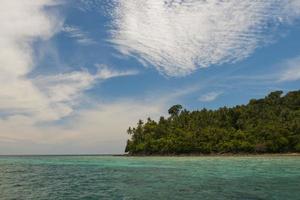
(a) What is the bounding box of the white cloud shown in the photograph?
[0,0,62,121]
[0,1,138,122]
[109,0,300,76]
[279,56,300,82]
[95,64,139,79]
[0,0,144,154]
[62,25,96,45]
[34,65,138,103]
[284,0,300,20]
[0,99,166,154]
[3,66,137,122]
[198,91,222,102]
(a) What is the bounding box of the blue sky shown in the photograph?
[0,0,300,154]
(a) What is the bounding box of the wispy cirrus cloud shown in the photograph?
[109,0,300,76]
[278,56,300,82]
[239,55,300,83]
[198,91,223,102]
[95,64,139,79]
[62,25,96,45]
[34,65,138,103]
[32,66,138,121]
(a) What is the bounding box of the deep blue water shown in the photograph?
[0,156,299,200]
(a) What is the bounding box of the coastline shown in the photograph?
[1,153,300,157]
[121,152,300,157]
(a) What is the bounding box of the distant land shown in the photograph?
[125,90,300,155]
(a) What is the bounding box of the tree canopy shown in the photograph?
[168,104,183,117]
[125,90,300,155]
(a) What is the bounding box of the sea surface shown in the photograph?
[0,156,299,200]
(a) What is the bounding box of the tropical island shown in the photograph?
[125,90,300,155]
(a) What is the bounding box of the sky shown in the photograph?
[0,0,300,155]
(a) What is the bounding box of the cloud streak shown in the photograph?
[62,25,96,45]
[198,91,222,102]
[109,0,300,76]
[32,67,137,121]
[278,56,300,82]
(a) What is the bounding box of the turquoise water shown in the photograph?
[0,156,300,199]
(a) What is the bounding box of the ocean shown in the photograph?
[0,156,299,199]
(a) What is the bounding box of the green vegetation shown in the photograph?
[125,90,300,155]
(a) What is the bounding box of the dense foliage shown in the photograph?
[125,90,300,155]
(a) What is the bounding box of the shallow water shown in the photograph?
[0,156,299,200]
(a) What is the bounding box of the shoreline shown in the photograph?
[121,153,300,157]
[0,153,300,157]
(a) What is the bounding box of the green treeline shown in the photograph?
[125,90,300,155]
